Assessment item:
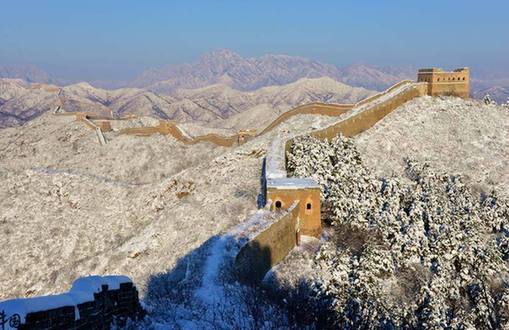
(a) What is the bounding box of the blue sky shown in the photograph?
[1,0,508,81]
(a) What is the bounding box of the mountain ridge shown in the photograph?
[2,50,507,104]
[0,76,375,128]
[130,49,413,93]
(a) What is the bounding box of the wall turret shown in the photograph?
[417,67,470,98]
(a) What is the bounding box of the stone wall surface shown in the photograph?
[235,203,300,283]
[309,84,427,140]
[74,101,360,147]
[417,68,470,98]
[116,101,357,147]
[354,80,414,108]
[266,187,321,237]
[258,103,354,135]
[0,276,144,330]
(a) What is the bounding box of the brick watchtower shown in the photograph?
[417,67,470,98]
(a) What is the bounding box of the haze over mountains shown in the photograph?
[1,49,508,129]
[0,64,53,84]
[129,49,415,93]
[1,49,416,91]
[472,79,509,104]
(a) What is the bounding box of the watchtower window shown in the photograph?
[275,201,282,209]
[306,203,312,210]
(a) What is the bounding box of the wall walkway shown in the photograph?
[242,81,429,282]
[109,80,418,146]
[235,203,300,283]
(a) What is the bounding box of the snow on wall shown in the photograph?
[235,202,301,283]
[265,138,287,179]
[195,209,282,305]
[0,275,141,329]
[264,82,422,188]
[70,275,132,302]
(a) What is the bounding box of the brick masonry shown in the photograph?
[235,203,301,283]
[0,277,144,330]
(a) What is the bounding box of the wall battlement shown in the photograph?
[0,276,144,330]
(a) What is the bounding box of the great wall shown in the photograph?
[0,68,470,329]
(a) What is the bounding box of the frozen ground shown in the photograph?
[0,111,262,299]
[0,107,338,301]
[1,93,508,328]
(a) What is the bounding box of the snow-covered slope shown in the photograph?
[0,111,269,300]
[0,79,61,128]
[355,96,509,198]
[0,77,375,129]
[1,91,509,327]
[277,135,509,328]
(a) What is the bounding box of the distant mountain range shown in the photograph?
[0,50,417,92]
[0,76,374,128]
[128,49,415,93]
[0,65,52,84]
[1,49,508,129]
[471,78,509,104]
[0,79,61,128]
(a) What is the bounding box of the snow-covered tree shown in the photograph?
[483,94,497,105]
[286,135,509,328]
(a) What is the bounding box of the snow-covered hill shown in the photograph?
[0,94,508,328]
[0,77,375,128]
[355,96,509,198]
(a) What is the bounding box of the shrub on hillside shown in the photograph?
[286,135,509,328]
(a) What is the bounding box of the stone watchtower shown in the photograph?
[417,67,470,98]
[266,177,321,237]
[264,139,322,238]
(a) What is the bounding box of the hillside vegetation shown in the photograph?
[1,95,508,328]
[282,135,509,328]
[355,96,509,198]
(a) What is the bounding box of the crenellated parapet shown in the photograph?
[0,276,144,330]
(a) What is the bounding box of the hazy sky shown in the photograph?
[1,0,508,81]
